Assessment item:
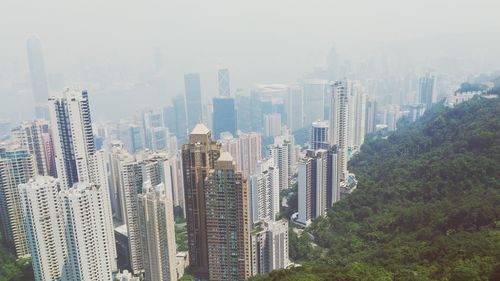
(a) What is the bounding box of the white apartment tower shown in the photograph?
[61,182,115,281]
[250,219,289,275]
[249,157,280,224]
[329,81,349,181]
[19,176,68,281]
[137,181,177,281]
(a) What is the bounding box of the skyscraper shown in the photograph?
[219,133,242,170]
[205,152,251,281]
[182,123,221,278]
[286,86,303,131]
[347,82,367,152]
[61,182,115,280]
[311,120,329,150]
[26,37,50,119]
[0,144,35,257]
[365,97,377,134]
[48,88,116,270]
[238,132,262,178]
[302,79,328,126]
[329,81,349,181]
[137,181,177,281]
[212,97,237,139]
[172,94,188,141]
[249,157,280,224]
[19,176,68,281]
[218,68,231,97]
[419,74,436,110]
[184,73,203,130]
[11,120,57,177]
[269,138,290,191]
[264,113,282,137]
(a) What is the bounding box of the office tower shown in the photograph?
[235,94,252,132]
[61,182,115,281]
[184,73,203,130]
[250,219,289,275]
[137,181,177,281]
[269,138,290,191]
[48,88,117,270]
[130,125,144,153]
[218,68,231,97]
[419,74,436,110]
[203,103,213,130]
[302,79,328,126]
[163,106,176,135]
[11,120,57,177]
[205,152,251,281]
[249,158,279,224]
[311,120,329,150]
[19,176,68,281]
[142,110,164,150]
[212,97,237,139]
[239,132,262,178]
[26,37,50,119]
[330,81,349,181]
[0,144,35,257]
[182,123,221,278]
[150,127,169,152]
[264,113,282,137]
[347,82,367,152]
[365,97,377,134]
[172,94,188,141]
[286,86,303,131]
[219,133,241,170]
[297,149,328,226]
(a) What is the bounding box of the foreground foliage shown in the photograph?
[251,97,500,280]
[0,244,33,281]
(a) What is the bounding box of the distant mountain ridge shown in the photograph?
[251,96,500,281]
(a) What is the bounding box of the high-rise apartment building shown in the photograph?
[264,113,282,137]
[172,94,188,141]
[239,132,262,178]
[184,73,203,130]
[182,123,221,278]
[250,219,289,275]
[11,120,56,177]
[365,97,377,134]
[347,82,366,151]
[48,88,116,270]
[19,176,68,281]
[0,144,35,257]
[205,152,251,281]
[212,97,237,139]
[218,68,231,97]
[60,182,115,280]
[329,81,349,181]
[26,37,50,119]
[269,138,290,190]
[137,181,177,281]
[249,157,280,224]
[311,120,329,150]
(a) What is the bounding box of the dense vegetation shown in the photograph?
[0,244,33,281]
[251,97,500,280]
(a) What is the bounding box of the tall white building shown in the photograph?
[269,141,289,191]
[19,176,68,281]
[137,181,177,281]
[219,132,242,171]
[329,81,349,181]
[61,182,115,281]
[239,132,262,178]
[48,88,117,271]
[347,82,366,152]
[264,113,282,137]
[286,86,303,131]
[250,219,289,275]
[249,158,280,224]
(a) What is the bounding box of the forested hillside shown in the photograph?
[251,97,500,281]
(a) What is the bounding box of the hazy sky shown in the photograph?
[1,0,500,120]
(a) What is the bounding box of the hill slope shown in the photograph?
[251,97,500,281]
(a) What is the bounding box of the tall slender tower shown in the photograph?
[330,81,349,181]
[218,68,231,97]
[48,88,116,271]
[205,152,251,281]
[0,144,35,257]
[137,181,177,281]
[311,120,329,150]
[182,123,221,278]
[19,176,68,281]
[249,157,280,224]
[26,37,50,119]
[184,73,203,130]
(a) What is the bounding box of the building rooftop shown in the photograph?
[217,151,233,162]
[191,123,210,135]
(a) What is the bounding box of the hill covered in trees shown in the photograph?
[251,97,500,281]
